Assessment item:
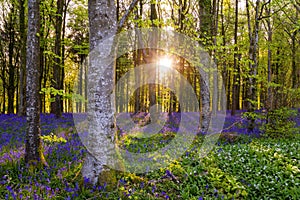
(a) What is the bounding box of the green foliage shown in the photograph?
[262,107,299,138]
[242,107,299,138]
[40,87,86,103]
[2,129,300,199]
[215,136,300,199]
[40,132,67,144]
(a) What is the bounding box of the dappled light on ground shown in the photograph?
[0,111,300,199]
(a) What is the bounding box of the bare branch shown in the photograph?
[118,0,139,31]
[258,0,271,20]
[258,3,290,20]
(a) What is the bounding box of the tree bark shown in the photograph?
[149,0,158,109]
[265,0,273,110]
[25,0,42,163]
[198,0,212,134]
[199,0,212,44]
[18,0,26,116]
[82,0,118,185]
[7,5,16,114]
[51,0,64,118]
[231,0,239,116]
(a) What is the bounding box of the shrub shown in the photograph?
[262,107,299,138]
[242,107,299,138]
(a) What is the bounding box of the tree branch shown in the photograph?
[258,0,271,20]
[258,3,290,20]
[118,0,140,31]
[293,0,300,12]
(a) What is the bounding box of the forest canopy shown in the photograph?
[0,0,299,115]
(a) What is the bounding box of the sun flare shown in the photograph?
[158,57,173,68]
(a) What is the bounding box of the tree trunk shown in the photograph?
[198,0,212,134]
[231,0,239,116]
[149,0,158,109]
[25,0,42,164]
[8,6,16,114]
[51,0,63,118]
[266,1,273,110]
[211,0,219,116]
[291,32,297,89]
[2,63,5,114]
[18,0,26,116]
[246,0,261,130]
[199,0,212,44]
[82,0,118,185]
[200,75,211,134]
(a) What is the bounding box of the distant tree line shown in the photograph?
[0,0,299,118]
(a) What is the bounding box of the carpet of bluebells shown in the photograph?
[0,110,300,199]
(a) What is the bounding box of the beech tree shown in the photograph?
[25,0,42,163]
[82,0,139,185]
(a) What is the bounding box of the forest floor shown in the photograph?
[0,111,300,199]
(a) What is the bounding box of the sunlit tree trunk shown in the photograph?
[82,0,117,185]
[198,0,212,134]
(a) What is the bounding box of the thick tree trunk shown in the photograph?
[25,0,41,163]
[82,0,117,185]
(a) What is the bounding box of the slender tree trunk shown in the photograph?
[25,0,42,164]
[198,0,212,134]
[266,1,273,110]
[199,0,212,43]
[246,0,261,130]
[2,65,5,114]
[211,0,219,115]
[18,0,26,116]
[51,0,63,118]
[8,6,15,114]
[220,0,229,110]
[149,0,158,109]
[200,75,211,133]
[78,57,83,112]
[60,0,70,113]
[231,0,239,116]
[291,32,297,89]
[39,15,45,113]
